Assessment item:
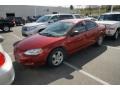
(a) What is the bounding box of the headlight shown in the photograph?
[24,48,43,55]
[28,26,38,30]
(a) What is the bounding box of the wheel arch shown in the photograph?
[46,46,68,67]
[49,46,68,56]
[117,27,120,32]
[46,46,68,61]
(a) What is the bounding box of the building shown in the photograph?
[0,5,72,18]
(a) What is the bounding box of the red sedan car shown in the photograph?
[14,19,106,67]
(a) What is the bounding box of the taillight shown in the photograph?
[0,52,5,67]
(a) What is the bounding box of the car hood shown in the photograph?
[24,22,48,27]
[16,34,65,51]
[96,21,119,25]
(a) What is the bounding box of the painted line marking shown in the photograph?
[64,62,110,85]
[103,45,120,50]
[8,52,13,55]
[6,27,117,85]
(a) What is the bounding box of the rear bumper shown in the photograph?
[0,52,15,85]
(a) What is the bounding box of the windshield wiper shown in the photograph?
[39,32,54,37]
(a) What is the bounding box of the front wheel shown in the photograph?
[113,30,119,40]
[96,36,103,46]
[47,48,66,67]
[3,26,10,32]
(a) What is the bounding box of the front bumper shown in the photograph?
[0,52,15,85]
[22,28,39,36]
[105,29,116,36]
[14,51,47,66]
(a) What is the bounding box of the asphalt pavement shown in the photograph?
[0,26,120,85]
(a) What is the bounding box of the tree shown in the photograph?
[70,5,74,10]
[107,5,112,12]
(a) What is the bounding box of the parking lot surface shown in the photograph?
[0,26,120,85]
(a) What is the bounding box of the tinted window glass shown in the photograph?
[85,21,97,30]
[40,21,74,37]
[36,15,51,22]
[50,15,59,22]
[73,22,86,33]
[98,14,120,21]
[51,15,58,20]
[59,15,73,20]
[75,15,81,18]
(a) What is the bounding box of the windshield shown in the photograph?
[36,15,51,22]
[98,14,120,21]
[39,21,74,37]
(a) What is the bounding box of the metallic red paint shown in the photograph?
[14,19,106,66]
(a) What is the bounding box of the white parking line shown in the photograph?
[7,29,117,85]
[8,52,13,55]
[64,62,110,85]
[103,45,120,50]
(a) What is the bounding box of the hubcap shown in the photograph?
[98,36,103,45]
[4,26,9,31]
[52,51,64,66]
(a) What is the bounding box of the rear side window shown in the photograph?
[59,15,73,20]
[75,15,81,18]
[85,21,97,30]
[73,22,86,33]
[51,15,58,20]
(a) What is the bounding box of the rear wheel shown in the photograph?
[3,26,10,32]
[47,48,66,67]
[113,30,119,40]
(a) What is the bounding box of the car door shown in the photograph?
[66,22,87,53]
[85,20,98,45]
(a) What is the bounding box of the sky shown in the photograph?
[0,0,120,6]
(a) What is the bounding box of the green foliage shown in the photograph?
[74,5,120,16]
[70,5,74,10]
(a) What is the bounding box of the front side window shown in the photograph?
[36,15,51,22]
[75,15,81,18]
[98,14,120,21]
[85,21,97,30]
[50,15,59,22]
[39,21,74,37]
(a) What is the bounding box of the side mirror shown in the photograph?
[70,30,79,36]
[0,36,4,43]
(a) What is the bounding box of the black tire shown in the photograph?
[96,36,103,46]
[3,26,10,32]
[47,48,67,67]
[113,30,119,40]
[38,28,45,32]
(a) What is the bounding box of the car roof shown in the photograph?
[73,14,80,15]
[61,19,85,24]
[44,13,77,16]
[102,12,120,15]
